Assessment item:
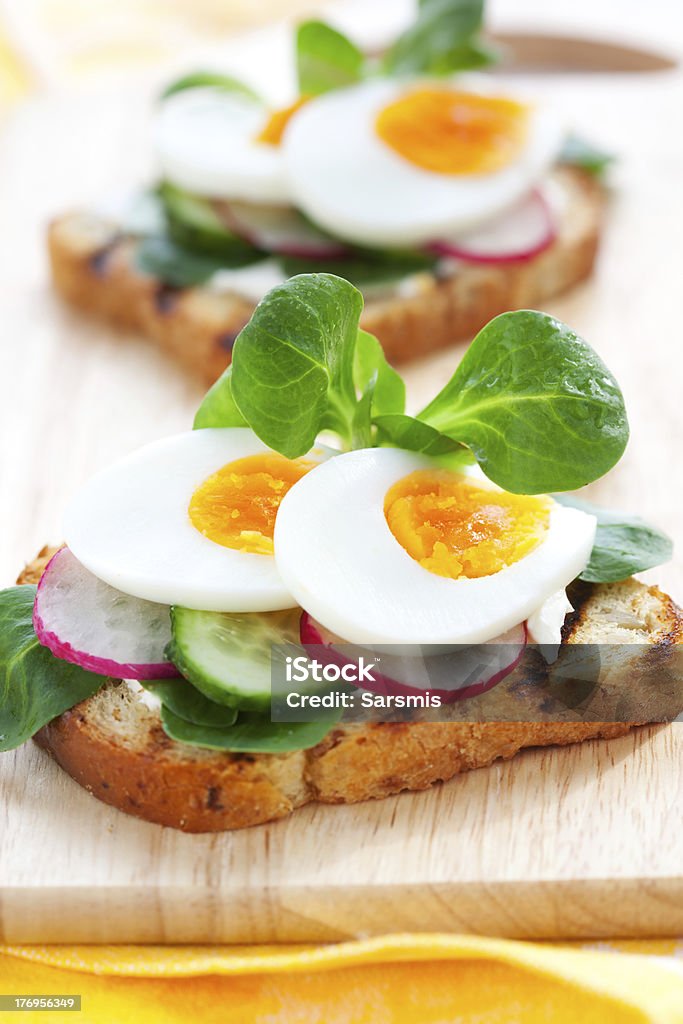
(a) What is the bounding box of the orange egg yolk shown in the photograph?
[375,88,530,175]
[384,470,551,579]
[255,96,309,146]
[189,453,313,555]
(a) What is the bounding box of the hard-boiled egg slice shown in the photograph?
[65,428,332,612]
[274,448,596,646]
[283,78,565,247]
[155,87,301,203]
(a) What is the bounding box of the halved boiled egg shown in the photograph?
[274,448,596,645]
[65,428,332,612]
[155,88,304,203]
[283,78,565,247]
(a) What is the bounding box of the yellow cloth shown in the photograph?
[1,936,683,1023]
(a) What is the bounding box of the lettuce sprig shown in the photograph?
[195,272,671,583]
[196,273,629,496]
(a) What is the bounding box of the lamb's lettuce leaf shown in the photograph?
[296,20,364,95]
[353,330,405,418]
[374,414,468,457]
[0,586,103,752]
[560,133,614,177]
[194,367,247,430]
[351,380,376,449]
[141,679,238,727]
[160,705,338,752]
[383,0,495,76]
[136,237,256,287]
[229,274,362,457]
[554,495,673,582]
[418,310,629,493]
[161,71,260,102]
[195,284,629,497]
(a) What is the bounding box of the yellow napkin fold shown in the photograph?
[2,935,683,1024]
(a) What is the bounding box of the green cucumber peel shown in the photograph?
[158,182,261,261]
[168,606,303,712]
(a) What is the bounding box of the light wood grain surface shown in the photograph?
[1,0,682,943]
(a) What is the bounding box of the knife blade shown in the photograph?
[487,31,677,73]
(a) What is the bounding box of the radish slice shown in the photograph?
[428,188,556,264]
[218,201,350,259]
[300,613,526,704]
[33,547,178,679]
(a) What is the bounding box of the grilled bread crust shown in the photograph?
[21,549,681,832]
[47,167,603,385]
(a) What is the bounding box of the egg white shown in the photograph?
[64,428,332,612]
[283,77,565,247]
[274,448,596,646]
[155,87,291,203]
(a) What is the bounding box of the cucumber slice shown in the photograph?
[140,679,238,727]
[158,182,261,262]
[160,705,338,753]
[168,606,301,711]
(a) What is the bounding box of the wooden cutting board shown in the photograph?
[1,2,682,942]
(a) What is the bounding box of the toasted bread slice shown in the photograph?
[20,549,681,832]
[47,167,603,385]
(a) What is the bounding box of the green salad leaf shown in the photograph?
[554,495,673,583]
[560,133,614,177]
[200,285,629,498]
[194,367,247,430]
[230,274,363,457]
[418,310,629,493]
[354,329,405,417]
[136,237,256,287]
[160,705,338,753]
[351,375,376,449]
[296,20,364,95]
[279,250,437,290]
[374,414,468,456]
[384,0,494,76]
[350,331,406,447]
[0,587,103,752]
[161,71,260,101]
[141,679,238,727]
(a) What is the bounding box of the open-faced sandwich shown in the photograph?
[48,2,611,384]
[1,274,679,832]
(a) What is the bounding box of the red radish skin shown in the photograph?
[33,547,178,680]
[428,188,557,265]
[300,612,527,705]
[221,202,350,260]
